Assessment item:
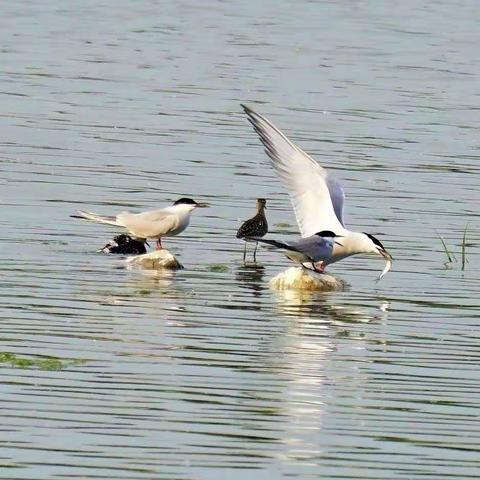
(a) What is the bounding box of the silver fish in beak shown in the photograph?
[378,249,393,281]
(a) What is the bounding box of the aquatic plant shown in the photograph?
[208,264,229,273]
[436,230,456,264]
[461,224,469,271]
[0,352,85,370]
[436,225,469,270]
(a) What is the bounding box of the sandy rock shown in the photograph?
[269,267,346,292]
[125,249,183,270]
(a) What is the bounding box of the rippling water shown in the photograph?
[1,1,479,479]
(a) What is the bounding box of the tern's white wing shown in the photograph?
[242,105,346,237]
[117,209,179,238]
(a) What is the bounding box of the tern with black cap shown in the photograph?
[72,197,209,250]
[247,230,343,273]
[242,105,393,279]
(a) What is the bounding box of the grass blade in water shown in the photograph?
[436,231,456,263]
[461,224,468,270]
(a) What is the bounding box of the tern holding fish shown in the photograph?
[242,105,393,280]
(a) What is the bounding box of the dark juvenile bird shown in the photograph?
[98,234,147,255]
[236,198,268,262]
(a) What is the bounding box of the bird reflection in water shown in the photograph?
[235,264,266,297]
[273,288,390,325]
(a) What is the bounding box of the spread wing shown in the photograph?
[242,105,346,237]
[117,210,179,238]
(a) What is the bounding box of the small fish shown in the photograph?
[378,256,392,281]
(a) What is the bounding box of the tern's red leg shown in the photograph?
[313,261,325,273]
[155,238,163,250]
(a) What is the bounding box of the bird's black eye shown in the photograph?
[363,232,385,250]
[315,230,336,237]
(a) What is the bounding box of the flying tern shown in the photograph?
[236,198,268,261]
[242,104,392,279]
[247,230,343,272]
[72,197,209,250]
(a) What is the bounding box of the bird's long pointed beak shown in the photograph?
[379,249,393,261]
[195,202,210,208]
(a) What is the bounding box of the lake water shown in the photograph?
[1,1,479,478]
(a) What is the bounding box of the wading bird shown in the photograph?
[236,198,268,261]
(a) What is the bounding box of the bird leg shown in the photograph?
[243,242,247,262]
[155,238,163,250]
[312,261,325,273]
[253,242,258,262]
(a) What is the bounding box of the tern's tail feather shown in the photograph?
[71,210,119,226]
[245,237,294,251]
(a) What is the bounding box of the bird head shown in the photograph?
[256,198,267,210]
[315,230,344,246]
[173,197,210,210]
[362,233,392,261]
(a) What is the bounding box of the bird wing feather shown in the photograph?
[72,210,120,226]
[242,105,346,236]
[287,235,333,261]
[117,210,179,238]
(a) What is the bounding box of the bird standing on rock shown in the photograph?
[72,197,209,250]
[236,198,268,262]
[246,230,343,273]
[242,105,393,280]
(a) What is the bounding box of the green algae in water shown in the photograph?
[0,352,86,370]
[207,264,229,273]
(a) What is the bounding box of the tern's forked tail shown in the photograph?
[70,210,119,226]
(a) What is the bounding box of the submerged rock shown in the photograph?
[269,267,346,292]
[125,249,183,270]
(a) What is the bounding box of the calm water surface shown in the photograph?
[1,1,479,479]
